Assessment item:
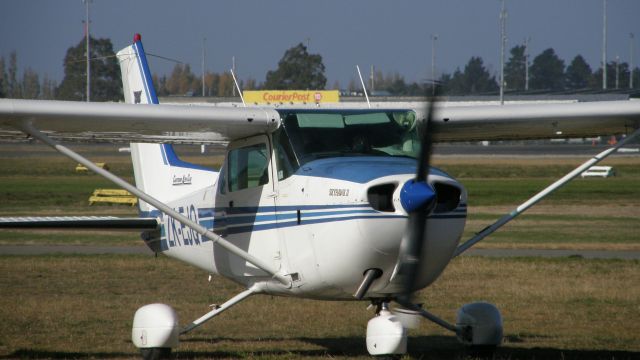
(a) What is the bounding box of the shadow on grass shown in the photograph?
[5,336,639,359]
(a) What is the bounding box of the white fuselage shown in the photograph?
[149,133,467,301]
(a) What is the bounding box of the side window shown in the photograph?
[228,143,269,192]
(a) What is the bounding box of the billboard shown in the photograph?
[243,90,340,104]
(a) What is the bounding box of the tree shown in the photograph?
[8,52,20,98]
[41,74,56,100]
[504,45,526,91]
[443,57,498,95]
[564,55,592,90]
[264,43,326,90]
[529,48,565,91]
[21,68,40,99]
[164,63,197,95]
[594,61,632,90]
[0,56,6,98]
[57,36,122,101]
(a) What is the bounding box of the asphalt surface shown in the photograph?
[0,245,638,259]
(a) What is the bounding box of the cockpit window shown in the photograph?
[280,110,419,166]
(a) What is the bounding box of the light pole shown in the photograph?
[499,0,507,104]
[431,34,438,95]
[83,0,91,102]
[202,37,206,97]
[524,37,530,91]
[232,56,236,97]
[602,0,607,90]
[631,33,635,89]
[615,55,619,89]
[370,64,375,93]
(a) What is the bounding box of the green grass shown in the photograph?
[463,213,640,246]
[0,255,638,359]
[463,177,640,206]
[0,147,638,248]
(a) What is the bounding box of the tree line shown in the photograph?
[1,37,638,101]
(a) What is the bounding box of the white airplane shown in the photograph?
[1,34,640,359]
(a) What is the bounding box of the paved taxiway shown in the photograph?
[1,245,638,259]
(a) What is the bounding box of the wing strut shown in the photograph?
[454,126,640,257]
[22,123,291,287]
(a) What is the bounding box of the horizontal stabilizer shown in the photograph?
[0,216,159,230]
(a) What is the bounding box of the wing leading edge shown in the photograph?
[0,98,281,145]
[429,100,640,141]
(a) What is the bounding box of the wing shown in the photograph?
[2,99,639,144]
[0,98,281,146]
[430,100,640,141]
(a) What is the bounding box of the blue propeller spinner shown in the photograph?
[400,179,436,213]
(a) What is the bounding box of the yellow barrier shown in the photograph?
[89,189,137,206]
[76,163,109,173]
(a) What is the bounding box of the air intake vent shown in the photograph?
[433,183,461,213]
[367,183,397,212]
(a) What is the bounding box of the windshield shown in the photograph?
[280,110,419,166]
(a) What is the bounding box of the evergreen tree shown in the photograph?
[565,55,592,89]
[504,45,526,91]
[529,48,565,91]
[264,43,326,90]
[444,57,498,95]
[57,36,122,101]
[594,61,632,89]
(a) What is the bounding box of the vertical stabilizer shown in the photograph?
[116,34,216,213]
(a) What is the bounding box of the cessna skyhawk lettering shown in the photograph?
[1,34,639,358]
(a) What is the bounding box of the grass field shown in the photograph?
[1,255,638,359]
[0,144,639,359]
[1,145,638,250]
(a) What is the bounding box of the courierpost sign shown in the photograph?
[243,90,340,104]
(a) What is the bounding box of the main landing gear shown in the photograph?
[131,285,259,359]
[365,300,503,357]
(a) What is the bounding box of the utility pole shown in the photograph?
[602,0,607,90]
[83,0,91,102]
[524,37,530,91]
[202,37,206,97]
[431,34,438,96]
[499,0,507,104]
[631,33,635,89]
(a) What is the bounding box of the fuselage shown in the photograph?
[145,109,467,300]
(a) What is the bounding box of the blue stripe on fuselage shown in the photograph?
[141,203,467,249]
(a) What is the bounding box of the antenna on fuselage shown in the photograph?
[356,65,371,108]
[230,68,246,107]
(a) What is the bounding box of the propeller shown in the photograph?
[395,94,439,306]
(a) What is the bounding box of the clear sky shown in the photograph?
[1,0,639,88]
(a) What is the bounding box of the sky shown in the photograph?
[1,0,639,89]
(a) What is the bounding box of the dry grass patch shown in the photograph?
[1,255,638,359]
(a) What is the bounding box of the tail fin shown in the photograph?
[117,34,216,213]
